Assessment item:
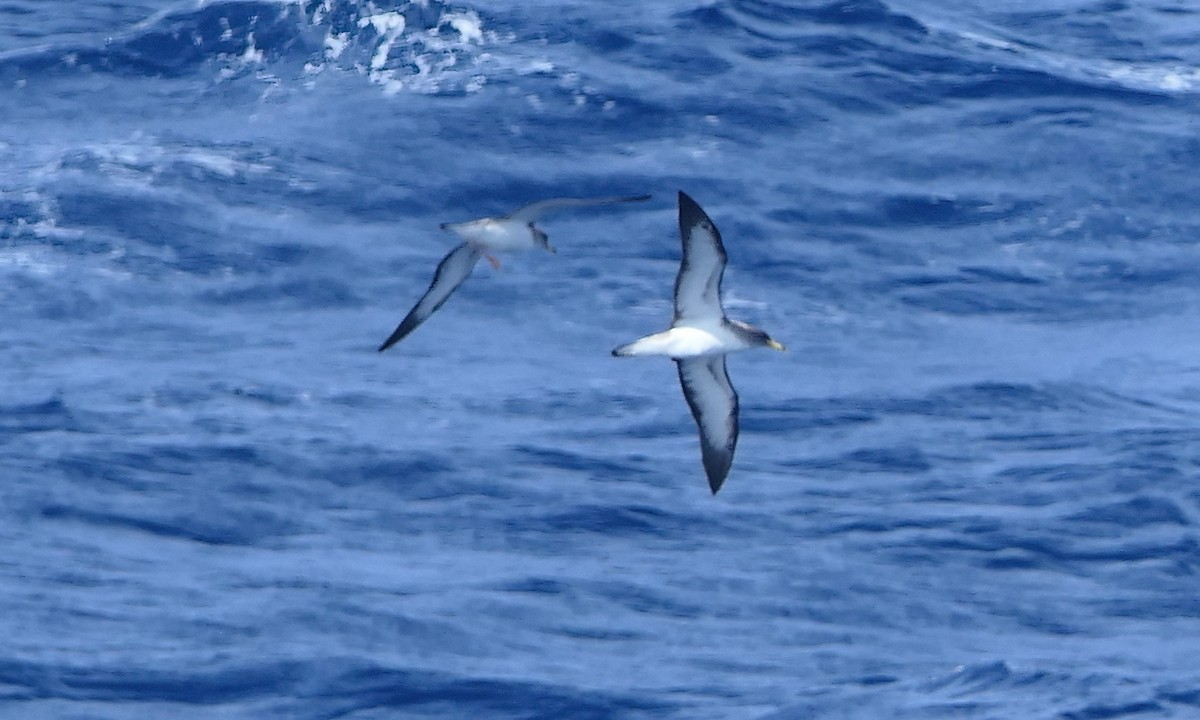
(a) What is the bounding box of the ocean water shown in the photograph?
[3,0,1200,718]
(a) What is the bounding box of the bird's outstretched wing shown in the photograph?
[506,194,651,222]
[378,243,482,352]
[676,355,739,494]
[673,191,727,323]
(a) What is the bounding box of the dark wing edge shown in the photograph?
[676,356,740,494]
[377,243,482,352]
[673,191,728,323]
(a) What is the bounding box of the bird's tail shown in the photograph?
[611,334,666,357]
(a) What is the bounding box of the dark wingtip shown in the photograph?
[377,320,415,352]
[677,191,711,230]
[701,447,731,494]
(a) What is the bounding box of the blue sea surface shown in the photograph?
[3,1,1200,718]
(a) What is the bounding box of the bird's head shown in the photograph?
[732,320,786,352]
[759,332,786,352]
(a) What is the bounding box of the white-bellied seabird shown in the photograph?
[612,191,784,494]
[378,194,651,352]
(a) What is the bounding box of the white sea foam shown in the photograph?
[445,11,483,44]
[359,11,407,71]
[1104,63,1200,93]
[52,140,271,189]
[305,3,497,95]
[0,248,59,276]
[324,32,350,60]
[958,28,1200,94]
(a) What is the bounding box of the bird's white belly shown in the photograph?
[618,323,744,359]
[460,221,534,251]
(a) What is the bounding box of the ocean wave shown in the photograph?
[39,502,296,546]
[917,3,1200,96]
[0,656,672,718]
[0,0,498,95]
[763,659,1196,719]
[664,0,1194,112]
[0,397,80,435]
[683,0,928,38]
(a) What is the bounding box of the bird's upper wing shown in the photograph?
[676,355,739,494]
[377,243,482,352]
[506,194,651,222]
[672,191,727,323]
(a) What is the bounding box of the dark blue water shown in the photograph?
[3,1,1200,718]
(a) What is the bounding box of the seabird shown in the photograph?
[378,194,650,351]
[612,191,784,494]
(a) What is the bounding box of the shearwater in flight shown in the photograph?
[612,191,784,494]
[378,194,650,352]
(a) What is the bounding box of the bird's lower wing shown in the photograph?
[508,194,651,222]
[378,243,482,352]
[676,356,740,494]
